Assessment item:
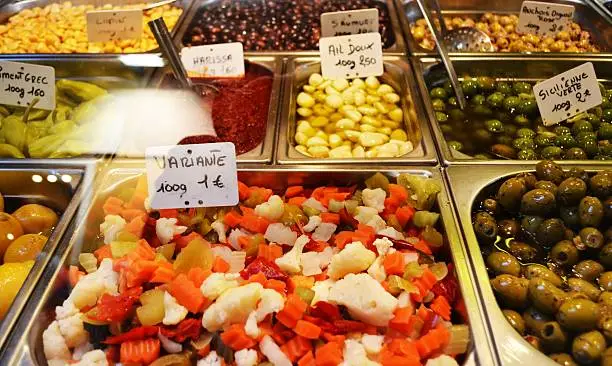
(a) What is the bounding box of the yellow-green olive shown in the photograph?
[503,309,525,335]
[602,347,612,366]
[539,321,569,353]
[568,278,602,301]
[572,330,606,364]
[549,353,578,366]
[524,307,553,334]
[535,160,565,185]
[524,264,563,287]
[491,274,529,309]
[557,298,601,331]
[599,272,612,291]
[528,277,567,314]
[551,240,580,267]
[574,260,605,283]
[497,177,527,211]
[521,188,556,216]
[487,251,522,277]
[600,292,612,306]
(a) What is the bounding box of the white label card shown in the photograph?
[86,9,143,42]
[145,142,239,209]
[181,43,245,78]
[321,9,379,37]
[319,33,383,79]
[0,61,55,110]
[533,62,602,126]
[517,1,575,37]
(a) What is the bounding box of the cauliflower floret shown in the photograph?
[312,222,337,242]
[302,198,327,213]
[373,237,393,257]
[72,342,93,361]
[397,291,412,308]
[48,360,67,366]
[58,313,88,348]
[259,335,292,366]
[163,291,188,325]
[198,351,223,366]
[329,273,398,326]
[361,334,384,355]
[328,241,376,280]
[56,300,78,320]
[235,348,258,366]
[211,220,227,243]
[354,206,378,224]
[228,228,249,250]
[301,251,323,276]
[275,234,309,274]
[256,288,285,320]
[303,215,322,232]
[425,354,460,366]
[367,256,386,282]
[202,283,263,331]
[245,311,260,338]
[156,218,187,245]
[200,273,240,300]
[43,321,71,362]
[255,195,285,221]
[68,258,118,309]
[362,188,386,212]
[343,339,380,366]
[264,223,298,246]
[366,215,386,232]
[377,227,404,240]
[311,279,336,304]
[73,349,108,366]
[318,246,334,268]
[99,215,126,244]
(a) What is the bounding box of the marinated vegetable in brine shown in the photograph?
[0,3,182,53]
[183,0,394,51]
[411,13,600,53]
[43,173,470,365]
[294,73,414,158]
[430,77,612,160]
[0,79,108,158]
[473,160,612,365]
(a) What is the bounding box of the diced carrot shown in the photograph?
[240,205,255,216]
[322,333,345,345]
[412,239,432,255]
[68,265,84,287]
[158,209,179,218]
[272,322,294,345]
[264,279,287,294]
[238,235,250,249]
[320,212,340,225]
[333,231,354,249]
[224,211,243,228]
[297,350,316,366]
[384,196,402,215]
[168,274,205,313]
[240,214,271,234]
[220,324,257,350]
[212,257,230,273]
[395,206,416,228]
[94,244,113,262]
[277,294,308,328]
[388,339,419,358]
[121,208,146,223]
[103,196,124,216]
[389,307,415,334]
[150,265,175,284]
[320,192,351,207]
[174,232,204,250]
[415,325,450,359]
[281,335,313,363]
[388,184,408,202]
[311,187,331,202]
[126,260,159,288]
[315,342,343,366]
[125,175,148,210]
[238,181,250,200]
[379,349,421,366]
[288,196,307,206]
[295,320,322,340]
[119,338,160,364]
[249,187,273,202]
[430,296,451,321]
[258,243,283,263]
[124,215,146,238]
[187,267,211,288]
[313,272,328,281]
[285,186,305,199]
[134,240,156,261]
[248,272,267,285]
[383,251,405,275]
[288,276,315,292]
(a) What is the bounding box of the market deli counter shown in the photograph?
[0,162,491,366]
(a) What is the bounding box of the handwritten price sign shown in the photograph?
[321,9,379,37]
[86,9,143,42]
[517,1,575,38]
[180,42,245,78]
[319,32,383,79]
[0,61,55,110]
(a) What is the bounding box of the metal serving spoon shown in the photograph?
[428,0,494,52]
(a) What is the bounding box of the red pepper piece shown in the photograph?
[161,318,202,343]
[104,326,160,345]
[338,208,358,229]
[240,257,288,282]
[420,312,440,337]
[88,287,143,323]
[309,301,341,322]
[332,320,367,334]
[431,265,459,305]
[375,234,434,257]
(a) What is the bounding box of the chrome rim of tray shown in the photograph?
[0,159,96,352]
[443,163,610,366]
[0,163,488,366]
[0,0,196,57]
[149,55,283,164]
[412,56,612,166]
[395,0,612,56]
[276,56,438,165]
[171,0,407,55]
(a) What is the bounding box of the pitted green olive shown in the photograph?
[524,307,553,334]
[491,274,529,310]
[539,321,569,353]
[524,264,563,287]
[551,240,580,267]
[487,251,522,277]
[572,330,606,364]
[503,309,526,335]
[558,178,588,206]
[497,177,527,211]
[521,189,557,216]
[599,272,612,292]
[579,196,604,228]
[557,298,601,331]
[568,278,602,301]
[473,211,498,243]
[528,277,567,314]
[579,227,605,249]
[549,353,578,366]
[574,260,605,283]
[536,218,566,248]
[498,219,520,238]
[509,241,538,262]
[536,160,565,185]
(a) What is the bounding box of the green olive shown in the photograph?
[473,211,498,243]
[555,126,572,135]
[599,272,612,292]
[555,134,578,149]
[461,79,479,96]
[516,172,538,189]
[471,94,486,106]
[487,92,505,108]
[435,111,448,123]
[579,227,605,249]
[485,119,504,133]
[430,87,448,100]
[572,330,606,364]
[534,180,558,195]
[448,140,464,151]
[580,139,599,157]
[477,76,496,91]
[551,240,580,267]
[566,167,590,181]
[498,219,520,238]
[557,298,601,331]
[524,306,553,334]
[574,260,605,283]
[513,137,535,150]
[528,277,567,314]
[549,353,578,366]
[503,309,526,335]
[487,251,522,277]
[518,149,538,160]
[481,198,499,215]
[521,215,544,235]
[590,172,612,198]
[516,128,537,139]
[541,146,564,160]
[513,81,532,95]
[568,278,602,301]
[579,196,604,227]
[603,347,612,366]
[560,206,581,229]
[598,309,612,343]
[535,134,556,148]
[572,120,594,135]
[599,123,612,140]
[449,108,465,121]
[521,189,556,216]
[496,81,512,95]
[536,160,566,184]
[492,144,517,160]
[491,274,530,310]
[601,244,612,270]
[605,198,612,221]
[536,218,566,248]
[503,96,520,112]
[539,321,569,353]
[509,241,538,262]
[514,114,531,126]
[497,177,527,211]
[565,147,588,160]
[558,178,588,206]
[600,292,612,306]
[431,98,446,111]
[524,264,563,287]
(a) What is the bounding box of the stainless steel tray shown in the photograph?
[0,0,194,56]
[172,0,406,55]
[149,56,283,164]
[412,56,612,166]
[277,56,438,165]
[1,163,489,366]
[396,0,612,56]
[0,159,95,352]
[444,163,611,366]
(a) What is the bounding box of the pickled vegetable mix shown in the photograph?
[43,173,470,366]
